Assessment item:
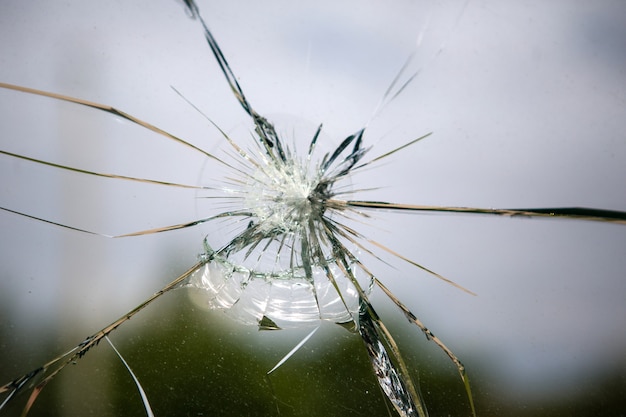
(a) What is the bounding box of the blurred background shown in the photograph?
[0,1,625,416]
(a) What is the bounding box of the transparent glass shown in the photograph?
[0,1,625,416]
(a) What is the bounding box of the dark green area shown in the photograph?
[1,288,624,417]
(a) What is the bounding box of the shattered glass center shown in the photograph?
[245,155,323,234]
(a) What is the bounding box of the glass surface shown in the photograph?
[1,1,625,416]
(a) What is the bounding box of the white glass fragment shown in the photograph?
[188,252,367,329]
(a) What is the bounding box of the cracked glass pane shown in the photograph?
[1,1,625,416]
